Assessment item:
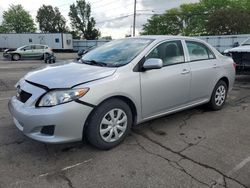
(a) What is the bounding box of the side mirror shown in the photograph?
[23,49,26,51]
[233,42,239,47]
[143,58,163,70]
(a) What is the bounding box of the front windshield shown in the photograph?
[81,38,153,67]
[241,38,250,46]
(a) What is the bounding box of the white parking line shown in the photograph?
[213,156,250,187]
[38,159,92,177]
[0,97,10,101]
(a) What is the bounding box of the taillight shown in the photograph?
[233,62,237,70]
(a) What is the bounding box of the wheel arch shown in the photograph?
[82,95,138,140]
[209,76,230,100]
[218,76,229,90]
[11,53,21,60]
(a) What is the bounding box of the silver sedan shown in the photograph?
[8,36,235,149]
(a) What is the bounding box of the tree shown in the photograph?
[101,36,112,40]
[36,5,68,33]
[0,25,8,33]
[141,8,183,35]
[180,3,208,36]
[1,4,36,33]
[206,8,250,35]
[140,0,250,36]
[68,0,100,39]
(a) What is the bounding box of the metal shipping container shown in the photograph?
[72,34,250,53]
[0,33,73,50]
[196,34,250,53]
[73,39,110,51]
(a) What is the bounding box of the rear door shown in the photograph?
[34,45,45,58]
[184,40,220,102]
[140,40,191,119]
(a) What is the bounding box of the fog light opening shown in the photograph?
[41,125,55,136]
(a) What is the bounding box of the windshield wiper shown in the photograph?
[80,59,107,67]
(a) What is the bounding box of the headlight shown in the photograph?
[37,88,89,107]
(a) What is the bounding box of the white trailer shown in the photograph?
[196,34,250,53]
[0,33,73,51]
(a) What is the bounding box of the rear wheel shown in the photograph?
[43,53,48,59]
[12,54,20,61]
[85,99,132,150]
[208,80,228,110]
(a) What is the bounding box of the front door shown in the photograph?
[21,45,33,58]
[140,40,191,119]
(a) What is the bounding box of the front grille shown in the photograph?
[17,90,32,103]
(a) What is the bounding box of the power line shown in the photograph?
[96,13,155,24]
[91,0,123,9]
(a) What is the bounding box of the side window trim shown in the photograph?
[185,40,216,62]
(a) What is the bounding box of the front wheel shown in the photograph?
[12,54,20,61]
[85,99,132,150]
[208,80,228,110]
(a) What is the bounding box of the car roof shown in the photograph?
[18,44,48,48]
[133,35,204,42]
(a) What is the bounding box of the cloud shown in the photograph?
[140,0,198,13]
[94,0,198,38]
[0,0,199,38]
[0,6,4,24]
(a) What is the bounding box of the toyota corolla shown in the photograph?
[8,36,235,149]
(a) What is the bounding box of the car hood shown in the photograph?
[4,48,16,53]
[225,45,250,53]
[24,61,117,89]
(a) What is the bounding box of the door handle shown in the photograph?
[181,69,190,75]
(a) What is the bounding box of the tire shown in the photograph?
[43,53,49,60]
[208,80,228,110]
[12,54,20,61]
[85,99,132,150]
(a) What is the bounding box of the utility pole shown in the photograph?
[133,0,137,37]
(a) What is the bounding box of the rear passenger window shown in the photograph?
[146,40,185,66]
[35,45,44,49]
[186,41,215,61]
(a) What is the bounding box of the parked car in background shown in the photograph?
[224,38,250,74]
[77,46,96,60]
[3,44,53,61]
[8,36,235,150]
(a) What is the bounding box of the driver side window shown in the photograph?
[146,40,185,66]
[22,46,32,50]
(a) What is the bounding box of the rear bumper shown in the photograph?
[8,96,93,144]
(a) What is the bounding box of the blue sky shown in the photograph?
[0,0,198,38]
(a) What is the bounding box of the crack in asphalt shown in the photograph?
[0,139,24,147]
[234,95,250,105]
[179,112,198,129]
[59,173,74,188]
[234,85,250,90]
[178,111,207,153]
[227,95,250,111]
[134,137,210,187]
[132,130,247,188]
